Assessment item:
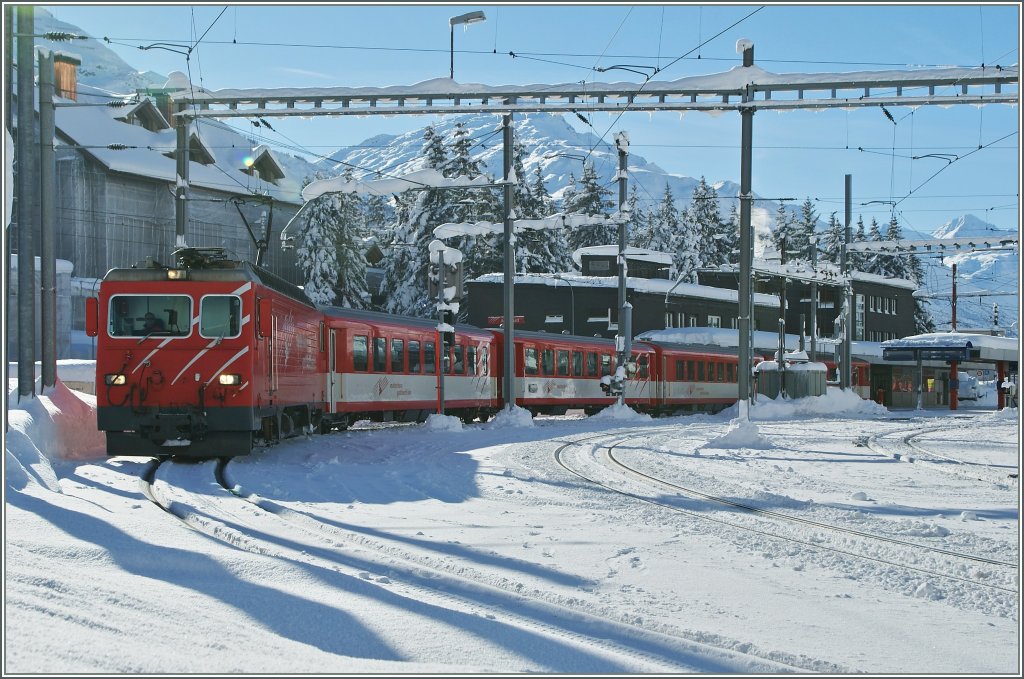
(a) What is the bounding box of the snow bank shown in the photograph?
[424,413,464,432]
[485,405,535,429]
[700,417,772,450]
[749,387,889,421]
[5,378,107,492]
[589,402,653,422]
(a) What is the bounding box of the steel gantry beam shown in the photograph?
[170,65,1017,119]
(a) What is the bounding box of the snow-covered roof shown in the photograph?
[471,272,779,307]
[53,89,304,205]
[881,331,1018,363]
[572,246,674,267]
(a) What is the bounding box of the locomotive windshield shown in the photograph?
[200,295,242,339]
[109,295,191,337]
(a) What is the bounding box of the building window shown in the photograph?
[664,312,673,329]
[708,315,722,328]
[688,315,698,327]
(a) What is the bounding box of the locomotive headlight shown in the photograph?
[104,373,126,386]
[166,269,187,280]
[218,373,242,386]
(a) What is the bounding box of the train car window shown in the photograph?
[696,361,705,381]
[572,351,583,376]
[452,345,464,374]
[587,352,598,377]
[373,337,387,372]
[353,335,368,371]
[391,339,405,373]
[525,347,538,375]
[600,354,612,377]
[727,363,735,383]
[424,342,436,374]
[637,354,649,379]
[717,362,725,382]
[557,350,569,376]
[676,360,685,381]
[199,295,242,339]
[109,294,191,338]
[542,349,554,375]
[468,346,477,375]
[483,347,489,375]
[687,360,695,381]
[408,340,421,373]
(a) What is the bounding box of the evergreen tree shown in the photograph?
[296,173,342,305]
[720,201,740,266]
[332,169,370,309]
[446,122,502,278]
[864,217,885,274]
[820,211,844,264]
[689,177,728,267]
[623,185,649,249]
[362,192,392,236]
[379,126,450,317]
[565,162,616,252]
[770,201,798,261]
[671,204,702,284]
[646,183,680,255]
[517,159,572,273]
[851,215,868,270]
[792,197,818,261]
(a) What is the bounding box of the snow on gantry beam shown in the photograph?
[169,65,1019,119]
[846,236,1019,255]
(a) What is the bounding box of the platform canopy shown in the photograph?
[880,332,1018,364]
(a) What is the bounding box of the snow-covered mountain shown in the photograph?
[917,215,1019,336]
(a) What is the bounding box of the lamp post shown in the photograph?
[449,10,485,80]
[553,274,576,335]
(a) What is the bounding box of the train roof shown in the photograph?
[102,248,314,309]
[320,306,491,336]
[634,340,741,357]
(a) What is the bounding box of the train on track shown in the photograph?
[87,248,869,458]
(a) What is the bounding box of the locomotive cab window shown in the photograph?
[109,294,191,338]
[199,295,241,339]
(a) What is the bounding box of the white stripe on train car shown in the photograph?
[204,346,250,387]
[171,338,220,385]
[131,337,174,374]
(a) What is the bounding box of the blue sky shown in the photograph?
[39,3,1021,233]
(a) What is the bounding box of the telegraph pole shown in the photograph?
[737,40,755,418]
[615,131,630,406]
[841,174,853,390]
[39,49,57,389]
[502,113,515,411]
[16,5,36,399]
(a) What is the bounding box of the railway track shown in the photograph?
[138,451,832,674]
[551,423,1019,609]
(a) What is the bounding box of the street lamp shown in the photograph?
[553,274,576,335]
[449,11,486,80]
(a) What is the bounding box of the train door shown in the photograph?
[328,329,341,411]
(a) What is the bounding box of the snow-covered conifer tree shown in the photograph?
[689,177,728,267]
[821,211,843,264]
[296,174,341,305]
[379,126,450,317]
[332,169,370,309]
[671,204,701,283]
[645,183,679,254]
[565,162,615,252]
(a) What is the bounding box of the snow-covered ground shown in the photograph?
[5,364,1020,674]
